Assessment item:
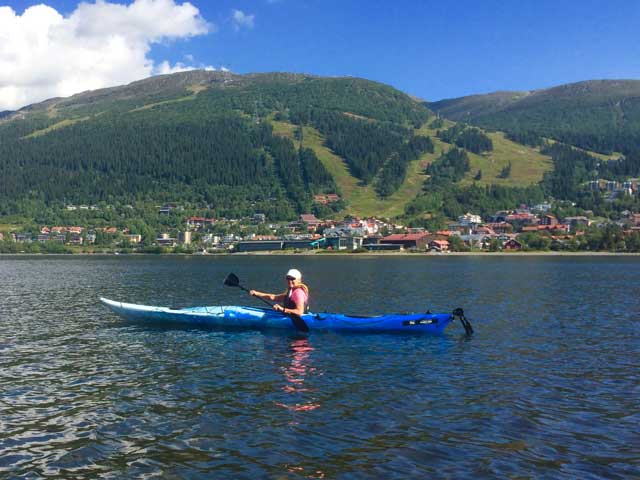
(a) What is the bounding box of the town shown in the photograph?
[3,198,640,254]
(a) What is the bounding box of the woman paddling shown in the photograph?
[250,268,309,317]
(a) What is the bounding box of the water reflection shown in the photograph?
[276,338,321,412]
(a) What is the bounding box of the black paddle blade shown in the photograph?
[289,314,310,333]
[224,273,240,287]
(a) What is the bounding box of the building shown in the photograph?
[201,234,220,246]
[125,234,143,244]
[458,213,482,228]
[380,233,429,250]
[69,235,83,245]
[522,224,570,233]
[327,236,363,250]
[475,226,497,236]
[503,239,523,250]
[313,193,340,205]
[505,212,538,225]
[429,240,450,252]
[298,214,323,231]
[363,236,383,245]
[237,240,284,252]
[564,216,591,228]
[157,233,176,247]
[532,202,552,212]
[283,240,316,250]
[178,231,192,245]
[252,213,266,224]
[15,234,32,243]
[186,217,215,229]
[539,215,558,227]
[484,222,513,234]
[159,203,178,215]
[364,243,402,251]
[459,234,492,249]
[322,227,366,250]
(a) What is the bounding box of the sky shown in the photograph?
[1,0,639,111]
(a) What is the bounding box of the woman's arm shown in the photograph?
[250,290,286,303]
[274,297,305,317]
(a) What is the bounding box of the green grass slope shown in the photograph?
[272,120,435,218]
[418,121,553,186]
[274,117,554,217]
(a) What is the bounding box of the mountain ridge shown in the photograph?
[428,79,640,155]
[1,72,636,222]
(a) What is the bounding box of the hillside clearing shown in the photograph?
[272,120,434,218]
[418,124,553,186]
[23,117,92,139]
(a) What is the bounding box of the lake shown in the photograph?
[1,255,639,479]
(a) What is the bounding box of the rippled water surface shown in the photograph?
[1,255,639,479]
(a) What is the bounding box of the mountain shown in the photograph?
[0,71,433,220]
[428,80,640,154]
[4,72,634,225]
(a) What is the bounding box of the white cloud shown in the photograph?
[155,60,215,75]
[231,9,254,31]
[0,1,214,111]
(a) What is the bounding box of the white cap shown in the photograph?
[286,268,302,280]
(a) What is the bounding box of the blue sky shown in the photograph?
[1,0,639,110]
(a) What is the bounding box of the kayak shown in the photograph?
[99,297,470,334]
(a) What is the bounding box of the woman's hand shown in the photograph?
[249,290,257,296]
[273,304,284,312]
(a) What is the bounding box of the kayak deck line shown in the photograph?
[99,297,472,335]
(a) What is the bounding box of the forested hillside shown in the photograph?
[2,71,638,226]
[0,71,430,219]
[428,80,640,155]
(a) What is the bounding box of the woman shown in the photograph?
[250,268,309,316]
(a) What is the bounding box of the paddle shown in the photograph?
[452,307,474,335]
[223,273,310,333]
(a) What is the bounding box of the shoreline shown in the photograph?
[2,251,640,257]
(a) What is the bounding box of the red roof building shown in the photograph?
[429,239,450,251]
[503,239,523,250]
[381,233,429,250]
[475,226,496,235]
[484,222,513,233]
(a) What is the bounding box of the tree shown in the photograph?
[448,235,468,252]
[498,162,512,179]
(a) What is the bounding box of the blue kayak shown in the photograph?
[99,297,470,334]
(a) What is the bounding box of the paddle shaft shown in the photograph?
[237,284,275,309]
